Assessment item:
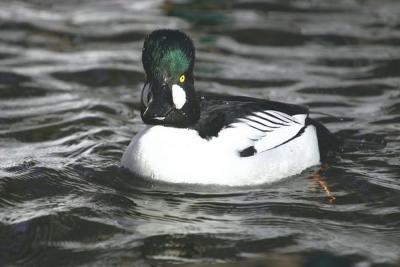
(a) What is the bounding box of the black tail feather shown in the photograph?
[307,118,340,163]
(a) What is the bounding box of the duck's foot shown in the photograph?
[312,164,336,204]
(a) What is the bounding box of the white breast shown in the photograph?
[121,124,320,186]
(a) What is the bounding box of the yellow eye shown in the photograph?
[179,75,185,83]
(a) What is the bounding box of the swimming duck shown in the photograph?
[121,29,337,186]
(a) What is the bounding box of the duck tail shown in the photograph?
[307,118,341,163]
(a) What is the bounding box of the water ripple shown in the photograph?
[0,0,399,266]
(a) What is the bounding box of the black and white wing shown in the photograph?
[219,110,308,157]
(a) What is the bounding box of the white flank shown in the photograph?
[121,109,321,186]
[172,84,186,109]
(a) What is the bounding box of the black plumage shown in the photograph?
[191,92,338,161]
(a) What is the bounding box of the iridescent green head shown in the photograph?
[141,29,199,127]
[142,30,194,80]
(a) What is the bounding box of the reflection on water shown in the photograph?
[0,0,400,266]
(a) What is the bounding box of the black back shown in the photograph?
[192,92,309,139]
[191,92,339,162]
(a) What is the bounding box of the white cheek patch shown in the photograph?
[172,84,186,109]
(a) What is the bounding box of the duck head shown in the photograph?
[140,29,200,127]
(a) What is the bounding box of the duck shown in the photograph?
[121,29,338,186]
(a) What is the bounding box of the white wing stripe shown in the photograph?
[245,116,281,129]
[264,111,301,124]
[221,109,308,155]
[252,112,291,126]
[237,118,274,132]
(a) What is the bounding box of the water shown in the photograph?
[0,0,399,266]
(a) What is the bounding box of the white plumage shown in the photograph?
[171,84,186,109]
[121,110,320,186]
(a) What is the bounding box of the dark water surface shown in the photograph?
[1,0,400,266]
